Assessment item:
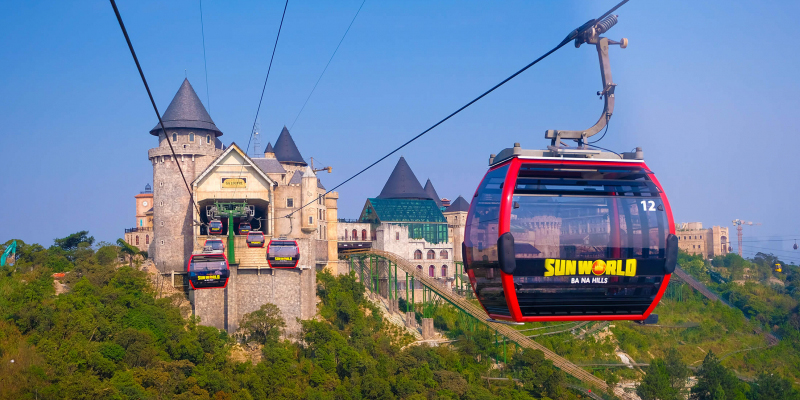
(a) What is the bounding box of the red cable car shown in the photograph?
[267,239,300,268]
[462,14,676,323]
[238,221,251,235]
[187,252,230,289]
[463,147,677,322]
[247,231,265,248]
[209,219,223,235]
[203,239,224,254]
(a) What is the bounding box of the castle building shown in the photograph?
[124,184,154,252]
[677,222,730,259]
[140,78,339,273]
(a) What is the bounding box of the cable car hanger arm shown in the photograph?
[545,14,629,147]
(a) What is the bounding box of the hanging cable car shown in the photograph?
[267,239,300,268]
[462,14,676,323]
[774,263,782,273]
[238,221,251,235]
[209,219,223,235]
[203,238,224,254]
[794,240,798,250]
[247,231,265,248]
[187,252,230,289]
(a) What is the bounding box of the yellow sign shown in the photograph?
[222,178,247,188]
[274,257,292,261]
[544,259,637,277]
[198,275,221,280]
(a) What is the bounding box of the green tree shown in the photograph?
[236,303,285,344]
[665,347,691,394]
[637,359,679,400]
[691,351,747,400]
[53,230,94,252]
[749,372,800,400]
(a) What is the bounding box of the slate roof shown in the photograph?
[423,179,443,208]
[288,170,303,185]
[273,126,306,165]
[264,142,274,154]
[377,157,431,200]
[444,195,470,213]
[150,79,222,136]
[252,158,286,174]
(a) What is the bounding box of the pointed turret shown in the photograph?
[149,78,221,136]
[377,157,430,200]
[273,126,306,166]
[264,142,275,159]
[445,195,470,213]
[423,179,443,208]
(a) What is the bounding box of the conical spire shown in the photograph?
[264,142,274,153]
[149,78,221,136]
[423,179,443,208]
[377,157,431,200]
[273,126,306,165]
[445,195,470,212]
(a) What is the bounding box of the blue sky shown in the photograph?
[2,0,799,262]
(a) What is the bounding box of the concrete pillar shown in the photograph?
[405,312,416,328]
[421,318,435,340]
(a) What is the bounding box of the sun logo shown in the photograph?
[591,260,606,275]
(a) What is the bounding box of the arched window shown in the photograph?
[441,265,447,277]
[427,250,436,260]
[417,265,423,271]
[189,132,194,142]
[206,135,211,144]
[429,265,435,277]
[362,229,367,241]
[172,133,177,142]
[352,229,358,240]
[414,250,422,260]
[145,235,149,244]
[440,250,448,259]
[135,236,139,245]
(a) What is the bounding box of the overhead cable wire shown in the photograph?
[284,0,632,219]
[232,0,289,199]
[109,0,203,219]
[289,0,366,130]
[200,0,211,114]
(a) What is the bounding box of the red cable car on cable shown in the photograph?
[238,221,251,234]
[247,231,265,248]
[208,219,223,235]
[187,252,230,289]
[463,14,677,323]
[267,239,300,268]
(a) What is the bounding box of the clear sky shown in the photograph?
[2,1,799,262]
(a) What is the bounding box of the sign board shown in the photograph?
[221,178,246,189]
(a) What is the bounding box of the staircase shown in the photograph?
[365,250,637,400]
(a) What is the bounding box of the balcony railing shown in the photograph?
[125,226,153,233]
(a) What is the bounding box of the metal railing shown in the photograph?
[125,227,153,233]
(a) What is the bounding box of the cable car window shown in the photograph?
[464,165,509,316]
[190,257,227,272]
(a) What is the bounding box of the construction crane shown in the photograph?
[732,219,761,257]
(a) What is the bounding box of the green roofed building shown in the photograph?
[359,197,448,244]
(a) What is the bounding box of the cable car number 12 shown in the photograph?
[640,200,656,212]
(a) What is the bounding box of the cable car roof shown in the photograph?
[490,144,645,167]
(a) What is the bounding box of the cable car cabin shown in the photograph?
[463,147,678,323]
[209,219,223,235]
[247,231,265,248]
[187,253,230,289]
[238,222,251,235]
[774,264,782,273]
[204,239,224,254]
[267,240,300,268]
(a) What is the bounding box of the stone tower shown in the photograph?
[149,79,223,272]
[443,195,470,262]
[301,165,317,234]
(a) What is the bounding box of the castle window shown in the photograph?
[362,230,367,241]
[145,235,149,245]
[287,198,294,208]
[136,236,139,245]
[441,265,447,277]
[160,240,164,245]
[427,250,436,260]
[414,250,422,260]
[172,133,177,142]
[440,250,448,259]
[417,265,422,271]
[352,229,358,240]
[396,232,400,241]
[309,216,313,225]
[207,135,211,144]
[189,132,194,142]
[429,265,435,277]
